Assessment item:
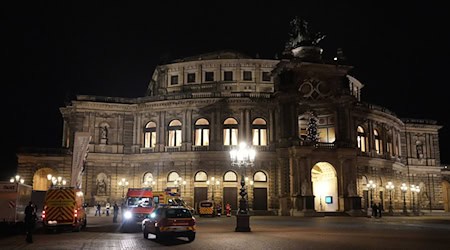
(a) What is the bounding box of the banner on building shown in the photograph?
[71,132,91,188]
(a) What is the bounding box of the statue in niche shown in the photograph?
[96,176,107,196]
[101,126,108,139]
[416,142,423,159]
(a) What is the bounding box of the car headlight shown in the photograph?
[124,211,132,220]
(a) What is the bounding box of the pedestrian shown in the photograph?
[378,202,383,218]
[372,203,378,218]
[95,203,101,216]
[24,201,36,243]
[113,202,119,223]
[226,203,231,217]
[106,202,111,216]
[216,203,222,217]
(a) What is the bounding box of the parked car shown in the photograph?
[142,206,196,242]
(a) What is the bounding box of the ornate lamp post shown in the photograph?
[118,178,129,198]
[206,177,220,202]
[230,142,255,232]
[366,180,376,207]
[385,181,395,215]
[10,175,25,184]
[411,185,420,215]
[400,183,408,215]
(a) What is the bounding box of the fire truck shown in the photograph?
[121,187,155,232]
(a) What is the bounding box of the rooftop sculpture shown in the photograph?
[285,17,326,50]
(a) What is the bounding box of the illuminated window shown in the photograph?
[194,118,209,146]
[252,118,267,146]
[317,115,335,143]
[357,126,367,152]
[167,171,180,182]
[253,171,267,182]
[223,118,238,146]
[144,121,156,148]
[298,116,308,139]
[224,171,237,182]
[374,129,382,154]
[386,134,393,156]
[194,171,208,182]
[168,120,182,147]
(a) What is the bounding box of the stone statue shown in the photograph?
[285,17,326,51]
[100,126,108,139]
[96,178,107,195]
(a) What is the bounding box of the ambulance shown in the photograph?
[42,187,87,232]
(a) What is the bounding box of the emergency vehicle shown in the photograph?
[42,186,87,232]
[121,187,155,231]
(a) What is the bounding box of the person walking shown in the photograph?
[105,202,111,216]
[95,203,101,216]
[24,201,36,243]
[113,202,119,223]
[216,203,222,217]
[372,203,378,218]
[226,203,231,217]
[378,202,383,218]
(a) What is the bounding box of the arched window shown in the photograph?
[374,129,382,154]
[167,171,180,182]
[223,118,238,146]
[253,171,267,182]
[224,171,238,182]
[194,171,208,182]
[143,172,154,186]
[357,126,367,152]
[252,118,267,146]
[144,121,156,148]
[194,118,210,146]
[168,120,182,147]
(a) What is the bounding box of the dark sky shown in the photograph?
[2,1,449,179]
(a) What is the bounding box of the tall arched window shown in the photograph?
[224,171,238,182]
[194,118,209,146]
[167,171,180,182]
[252,118,267,146]
[374,129,382,154]
[253,171,267,182]
[194,171,208,182]
[223,118,238,146]
[168,120,182,147]
[357,126,367,152]
[144,121,156,148]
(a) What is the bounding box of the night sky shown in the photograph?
[2,1,449,179]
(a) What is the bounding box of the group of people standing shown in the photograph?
[371,202,384,218]
[94,202,120,222]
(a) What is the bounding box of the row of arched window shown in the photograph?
[142,170,268,185]
[143,117,268,148]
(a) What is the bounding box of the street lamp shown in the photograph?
[366,180,376,207]
[411,185,420,215]
[206,177,220,202]
[10,175,24,184]
[230,142,255,232]
[385,181,395,215]
[174,178,187,195]
[118,178,129,198]
[400,183,408,215]
[143,178,156,189]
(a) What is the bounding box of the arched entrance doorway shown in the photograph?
[311,162,338,212]
[33,168,56,191]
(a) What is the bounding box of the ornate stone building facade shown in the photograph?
[17,47,450,215]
